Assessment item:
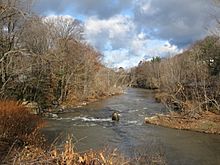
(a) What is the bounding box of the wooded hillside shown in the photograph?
[0,0,128,111]
[132,36,220,116]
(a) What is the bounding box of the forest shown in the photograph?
[132,35,220,116]
[0,0,128,112]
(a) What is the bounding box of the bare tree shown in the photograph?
[133,36,220,114]
[0,0,32,97]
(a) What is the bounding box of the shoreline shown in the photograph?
[145,111,220,135]
[41,90,125,118]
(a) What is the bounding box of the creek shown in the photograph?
[43,88,220,165]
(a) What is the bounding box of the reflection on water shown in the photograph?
[43,88,220,165]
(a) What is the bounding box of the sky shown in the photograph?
[33,0,220,68]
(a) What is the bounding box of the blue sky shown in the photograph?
[33,0,220,68]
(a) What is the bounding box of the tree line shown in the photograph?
[0,0,128,111]
[132,36,220,116]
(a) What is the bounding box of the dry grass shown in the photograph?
[5,136,167,165]
[0,100,45,142]
[5,137,129,165]
[0,101,45,162]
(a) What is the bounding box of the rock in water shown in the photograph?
[112,112,120,121]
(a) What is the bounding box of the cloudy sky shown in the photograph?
[33,0,220,68]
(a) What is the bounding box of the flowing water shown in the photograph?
[43,88,220,165]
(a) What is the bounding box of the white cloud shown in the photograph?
[85,15,135,50]
[43,13,183,68]
[34,0,220,68]
[85,15,182,68]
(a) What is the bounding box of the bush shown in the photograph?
[0,101,45,146]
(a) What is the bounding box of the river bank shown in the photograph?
[62,89,124,110]
[23,87,125,118]
[145,90,220,134]
[145,111,220,134]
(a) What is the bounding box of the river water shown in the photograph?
[43,88,220,165]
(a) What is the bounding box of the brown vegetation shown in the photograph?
[145,111,220,134]
[0,0,129,113]
[0,101,127,164]
[5,138,128,165]
[0,1,134,164]
[133,36,220,133]
[0,1,132,163]
[0,101,166,165]
[133,36,220,115]
[0,101,45,162]
[4,137,166,165]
